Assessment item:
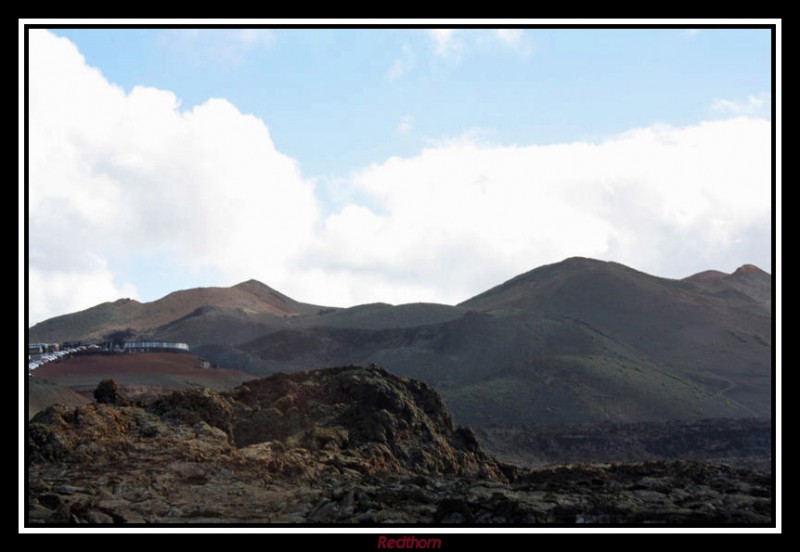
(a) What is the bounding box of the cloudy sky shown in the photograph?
[26,25,774,325]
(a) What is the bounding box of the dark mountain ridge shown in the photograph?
[28,257,772,428]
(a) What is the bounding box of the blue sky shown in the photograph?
[28,25,774,324]
[52,28,770,180]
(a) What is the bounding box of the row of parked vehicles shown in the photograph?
[28,344,100,372]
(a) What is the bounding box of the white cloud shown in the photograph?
[711,93,769,116]
[495,29,523,45]
[28,31,772,323]
[427,29,533,63]
[396,115,414,134]
[307,117,771,307]
[493,29,532,56]
[386,42,415,80]
[29,30,317,323]
[29,257,139,326]
[429,29,462,59]
[236,29,275,46]
[160,28,275,65]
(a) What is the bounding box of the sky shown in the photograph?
[25,24,775,325]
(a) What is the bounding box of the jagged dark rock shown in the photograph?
[27,365,772,525]
[93,379,122,405]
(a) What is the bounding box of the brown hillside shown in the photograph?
[684,270,729,282]
[31,352,252,400]
[683,264,771,314]
[28,378,91,420]
[28,279,326,343]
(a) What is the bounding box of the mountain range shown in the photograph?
[28,257,772,427]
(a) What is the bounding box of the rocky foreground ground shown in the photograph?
[27,365,772,525]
